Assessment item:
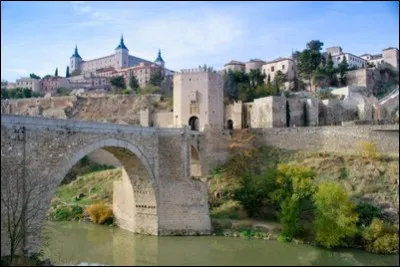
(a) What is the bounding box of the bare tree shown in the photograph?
[1,126,52,265]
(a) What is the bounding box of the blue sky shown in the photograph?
[1,1,399,81]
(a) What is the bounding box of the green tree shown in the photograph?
[306,40,324,52]
[271,164,316,240]
[297,40,325,91]
[338,57,349,86]
[56,87,70,96]
[149,69,164,86]
[29,73,41,79]
[313,181,358,248]
[223,70,238,102]
[70,69,81,77]
[274,70,286,92]
[129,75,140,92]
[1,88,9,99]
[55,67,58,77]
[66,66,70,78]
[109,75,126,90]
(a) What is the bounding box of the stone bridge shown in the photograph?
[1,115,216,256]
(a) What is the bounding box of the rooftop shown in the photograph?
[224,60,245,66]
[264,57,293,64]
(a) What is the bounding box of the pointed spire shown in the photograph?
[155,48,164,63]
[72,45,82,59]
[116,34,128,50]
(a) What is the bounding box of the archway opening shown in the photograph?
[189,116,199,131]
[227,119,234,130]
[36,140,159,260]
[190,145,202,178]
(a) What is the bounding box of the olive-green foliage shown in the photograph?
[1,87,43,100]
[234,170,277,218]
[56,87,70,96]
[362,218,399,254]
[210,200,247,219]
[355,202,382,227]
[271,164,316,240]
[109,75,126,90]
[54,207,70,221]
[313,181,358,248]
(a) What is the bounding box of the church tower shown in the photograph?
[115,34,129,69]
[70,45,82,73]
[154,49,165,68]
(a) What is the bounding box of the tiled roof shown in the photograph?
[224,60,245,66]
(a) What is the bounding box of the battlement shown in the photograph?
[179,65,216,74]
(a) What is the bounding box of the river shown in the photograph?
[41,221,398,266]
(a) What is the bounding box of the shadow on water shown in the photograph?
[41,221,399,266]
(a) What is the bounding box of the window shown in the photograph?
[337,57,341,60]
[271,66,275,72]
[282,65,285,70]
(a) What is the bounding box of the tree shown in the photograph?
[149,69,164,86]
[274,70,286,92]
[69,69,81,77]
[29,73,41,80]
[128,75,139,92]
[1,88,9,99]
[56,87,70,96]
[1,127,52,264]
[338,57,349,86]
[313,181,358,248]
[223,71,238,102]
[306,40,324,52]
[54,68,58,77]
[66,66,70,78]
[109,75,126,90]
[267,74,271,84]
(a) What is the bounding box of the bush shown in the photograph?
[270,164,316,240]
[54,206,70,221]
[313,182,358,248]
[362,218,399,254]
[234,171,276,218]
[360,141,380,159]
[71,205,84,220]
[210,200,247,219]
[85,203,113,224]
[355,202,382,227]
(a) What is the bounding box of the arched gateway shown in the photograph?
[1,115,211,257]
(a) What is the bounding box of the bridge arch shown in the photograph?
[46,138,159,235]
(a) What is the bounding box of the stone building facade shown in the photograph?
[261,57,297,82]
[15,78,42,92]
[173,67,224,131]
[223,60,245,72]
[70,35,165,75]
[360,47,399,71]
[41,76,71,94]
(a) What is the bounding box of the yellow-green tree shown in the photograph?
[313,181,358,248]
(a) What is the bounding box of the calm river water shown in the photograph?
[41,221,399,266]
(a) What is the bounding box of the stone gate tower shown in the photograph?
[173,66,224,131]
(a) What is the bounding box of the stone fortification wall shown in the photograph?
[252,124,399,154]
[1,95,164,125]
[224,101,243,129]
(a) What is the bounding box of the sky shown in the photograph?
[1,1,399,81]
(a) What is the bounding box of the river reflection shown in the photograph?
[41,221,399,266]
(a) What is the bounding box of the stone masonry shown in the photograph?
[1,115,213,257]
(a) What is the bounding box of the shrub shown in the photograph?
[362,218,399,254]
[355,202,382,227]
[234,170,277,218]
[54,206,70,221]
[313,181,358,248]
[71,205,84,220]
[85,203,113,224]
[360,141,380,159]
[210,200,247,219]
[271,164,316,240]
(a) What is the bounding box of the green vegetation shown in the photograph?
[109,75,126,90]
[208,131,399,254]
[54,67,58,77]
[129,74,140,92]
[65,66,70,78]
[69,69,81,77]
[313,181,358,248]
[149,69,164,86]
[29,73,41,79]
[56,87,70,96]
[1,88,43,100]
[48,158,119,225]
[223,69,282,103]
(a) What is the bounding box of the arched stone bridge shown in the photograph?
[1,115,214,256]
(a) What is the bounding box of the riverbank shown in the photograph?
[47,131,399,255]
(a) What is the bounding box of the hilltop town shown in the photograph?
[1,37,399,129]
